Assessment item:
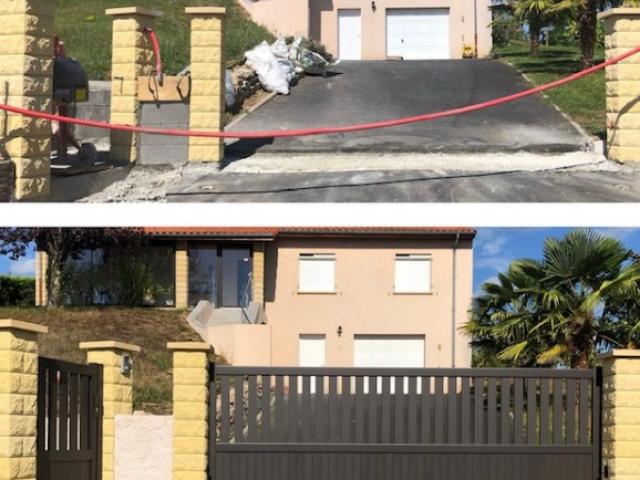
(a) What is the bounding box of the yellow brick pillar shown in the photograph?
[175,240,189,309]
[0,0,55,201]
[34,251,48,307]
[0,320,48,480]
[79,341,141,480]
[186,7,226,166]
[167,342,213,480]
[601,350,640,480]
[252,242,265,304]
[105,7,162,164]
[600,8,640,163]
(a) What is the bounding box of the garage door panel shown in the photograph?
[386,9,450,60]
[339,9,362,60]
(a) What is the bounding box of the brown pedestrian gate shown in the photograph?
[209,366,602,480]
[37,357,103,480]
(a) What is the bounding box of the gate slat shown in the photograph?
[381,376,391,443]
[221,375,230,443]
[302,375,311,442]
[234,375,244,443]
[487,377,497,444]
[500,378,511,444]
[37,361,46,453]
[355,376,365,443]
[434,376,444,444]
[461,376,471,444]
[553,378,563,445]
[421,376,431,444]
[342,375,352,443]
[408,376,417,443]
[79,374,89,450]
[69,373,79,451]
[48,368,58,451]
[448,376,457,444]
[394,376,404,443]
[473,377,483,444]
[540,378,550,445]
[578,378,589,445]
[368,376,377,443]
[329,376,338,443]
[527,378,537,445]
[275,375,284,443]
[288,375,298,442]
[514,378,524,445]
[566,378,577,445]
[248,375,258,442]
[316,374,325,442]
[59,371,68,451]
[262,375,271,442]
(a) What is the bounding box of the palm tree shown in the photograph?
[513,0,558,55]
[464,229,640,368]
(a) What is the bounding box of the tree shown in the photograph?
[464,229,640,368]
[513,0,559,55]
[0,228,143,307]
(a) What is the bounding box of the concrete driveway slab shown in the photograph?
[226,60,588,155]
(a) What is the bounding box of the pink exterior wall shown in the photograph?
[208,324,272,366]
[263,237,474,368]
[241,0,492,59]
[239,0,310,38]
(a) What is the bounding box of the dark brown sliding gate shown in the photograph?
[37,357,103,480]
[209,366,602,480]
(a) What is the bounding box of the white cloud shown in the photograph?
[9,258,35,277]
[475,256,510,273]
[478,235,508,257]
[594,228,640,242]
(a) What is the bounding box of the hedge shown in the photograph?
[0,276,35,307]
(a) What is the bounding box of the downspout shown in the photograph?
[474,0,479,58]
[451,233,461,367]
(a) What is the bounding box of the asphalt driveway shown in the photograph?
[226,60,587,155]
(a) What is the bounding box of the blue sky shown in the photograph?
[3,229,640,293]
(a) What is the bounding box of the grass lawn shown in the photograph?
[56,0,275,80]
[0,307,204,413]
[494,40,605,138]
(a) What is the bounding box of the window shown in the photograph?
[298,253,336,293]
[394,254,432,293]
[299,335,326,394]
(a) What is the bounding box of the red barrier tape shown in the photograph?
[2,46,640,139]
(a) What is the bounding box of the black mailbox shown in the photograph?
[53,57,89,104]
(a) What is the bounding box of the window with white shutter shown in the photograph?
[394,254,432,293]
[298,254,336,293]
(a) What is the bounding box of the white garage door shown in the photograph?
[386,9,450,60]
[354,335,425,393]
[338,9,362,60]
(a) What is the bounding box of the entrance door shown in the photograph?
[386,9,450,60]
[220,247,252,307]
[338,9,362,60]
[37,357,103,480]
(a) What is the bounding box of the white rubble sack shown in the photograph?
[225,69,236,108]
[245,41,290,95]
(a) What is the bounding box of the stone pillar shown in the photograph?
[601,349,640,480]
[79,341,141,480]
[186,7,226,166]
[167,342,213,480]
[34,251,48,307]
[105,7,162,164]
[600,8,640,163]
[175,240,188,309]
[0,320,48,480]
[0,0,55,201]
[252,242,265,304]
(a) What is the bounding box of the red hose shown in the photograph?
[2,45,639,139]
[143,27,162,82]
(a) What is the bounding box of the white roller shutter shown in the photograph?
[338,9,362,60]
[394,254,432,293]
[386,9,450,60]
[298,254,336,293]
[299,335,326,394]
[354,335,425,393]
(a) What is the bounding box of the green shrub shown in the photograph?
[491,13,523,48]
[0,276,35,307]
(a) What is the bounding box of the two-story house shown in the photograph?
[239,0,493,60]
[34,227,475,368]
